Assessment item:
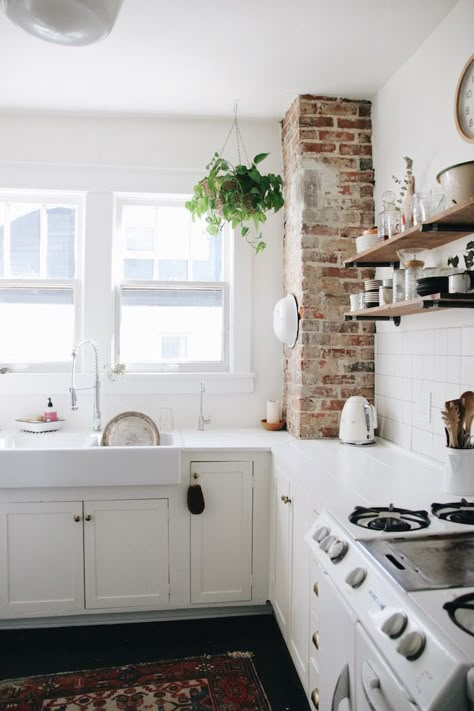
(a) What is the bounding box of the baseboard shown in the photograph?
[0,603,273,630]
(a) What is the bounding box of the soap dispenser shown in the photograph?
[44,397,57,422]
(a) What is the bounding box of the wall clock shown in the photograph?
[455,54,474,143]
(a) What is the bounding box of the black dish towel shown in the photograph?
[187,484,205,514]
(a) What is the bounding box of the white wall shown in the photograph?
[372,0,474,461]
[0,113,284,431]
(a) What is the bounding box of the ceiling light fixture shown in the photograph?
[0,0,123,46]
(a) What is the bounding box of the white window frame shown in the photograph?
[114,194,230,373]
[0,190,84,373]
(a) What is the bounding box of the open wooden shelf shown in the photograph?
[345,293,474,324]
[345,197,474,267]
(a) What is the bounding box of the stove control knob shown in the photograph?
[345,567,367,588]
[328,539,349,563]
[382,612,408,639]
[319,535,336,553]
[396,631,426,661]
[313,526,330,543]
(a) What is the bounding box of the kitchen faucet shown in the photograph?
[198,380,211,431]
[70,339,102,432]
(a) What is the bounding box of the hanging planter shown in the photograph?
[185,109,284,254]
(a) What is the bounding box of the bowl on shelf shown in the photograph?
[261,419,286,431]
[436,160,474,205]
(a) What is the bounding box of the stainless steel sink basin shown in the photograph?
[0,430,182,488]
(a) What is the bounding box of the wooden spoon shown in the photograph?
[461,391,474,446]
[442,399,462,448]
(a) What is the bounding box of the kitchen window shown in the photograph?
[0,193,82,370]
[115,197,228,372]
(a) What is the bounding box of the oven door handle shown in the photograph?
[331,662,351,711]
[362,660,418,711]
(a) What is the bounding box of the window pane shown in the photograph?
[120,288,223,364]
[47,205,76,278]
[124,259,154,280]
[190,221,222,281]
[0,204,4,278]
[0,288,74,363]
[10,203,41,277]
[122,206,155,251]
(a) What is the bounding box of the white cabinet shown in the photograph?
[190,461,253,604]
[84,499,169,609]
[0,502,85,617]
[270,465,317,695]
[271,466,292,638]
[0,498,170,618]
[288,479,315,690]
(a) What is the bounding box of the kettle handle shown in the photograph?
[364,403,378,431]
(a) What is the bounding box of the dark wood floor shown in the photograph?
[0,613,310,710]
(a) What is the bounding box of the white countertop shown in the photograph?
[180,428,446,514]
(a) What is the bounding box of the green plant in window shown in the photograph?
[185,152,284,254]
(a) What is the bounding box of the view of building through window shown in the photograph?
[117,201,226,370]
[0,199,78,365]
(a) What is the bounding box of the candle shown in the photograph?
[266,400,281,424]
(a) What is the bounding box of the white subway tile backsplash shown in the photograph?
[447,356,461,384]
[460,356,474,386]
[447,328,462,356]
[434,329,447,355]
[462,327,474,356]
[375,324,474,462]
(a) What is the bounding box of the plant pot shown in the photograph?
[443,447,474,495]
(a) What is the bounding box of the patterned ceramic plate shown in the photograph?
[101,411,160,446]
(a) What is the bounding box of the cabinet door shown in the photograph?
[288,481,316,693]
[271,466,292,639]
[190,461,253,604]
[0,501,84,618]
[84,499,169,609]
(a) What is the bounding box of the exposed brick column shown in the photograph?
[282,96,375,439]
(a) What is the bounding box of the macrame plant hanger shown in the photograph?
[218,102,250,167]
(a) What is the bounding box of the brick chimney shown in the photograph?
[282,96,375,438]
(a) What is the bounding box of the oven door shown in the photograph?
[316,567,356,710]
[355,624,419,711]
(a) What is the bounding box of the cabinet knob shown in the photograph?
[281,495,291,504]
[312,630,319,650]
[313,581,319,596]
[73,514,81,522]
[193,473,199,479]
[84,514,93,522]
[311,688,319,709]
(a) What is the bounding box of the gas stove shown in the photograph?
[305,501,474,710]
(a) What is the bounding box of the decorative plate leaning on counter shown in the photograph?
[101,411,160,446]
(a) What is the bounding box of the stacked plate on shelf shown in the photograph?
[416,276,449,297]
[356,233,380,254]
[364,278,382,308]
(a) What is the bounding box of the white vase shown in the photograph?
[444,448,474,495]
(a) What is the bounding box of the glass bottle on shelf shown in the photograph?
[378,191,401,241]
[397,249,426,301]
[392,268,405,303]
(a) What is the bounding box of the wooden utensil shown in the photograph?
[442,399,462,448]
[461,391,474,446]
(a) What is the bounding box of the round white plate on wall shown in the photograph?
[273,293,299,348]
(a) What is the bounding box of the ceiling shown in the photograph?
[0,0,458,119]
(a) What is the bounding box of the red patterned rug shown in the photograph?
[0,653,271,711]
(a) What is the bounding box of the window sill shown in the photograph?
[0,371,255,395]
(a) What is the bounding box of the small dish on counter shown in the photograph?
[261,419,286,431]
[16,419,64,433]
[101,411,160,446]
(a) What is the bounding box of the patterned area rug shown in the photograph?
[0,652,271,711]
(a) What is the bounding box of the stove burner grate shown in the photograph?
[444,592,474,637]
[432,499,474,525]
[349,504,430,532]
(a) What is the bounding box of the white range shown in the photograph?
[306,498,474,711]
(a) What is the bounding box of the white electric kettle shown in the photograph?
[339,396,377,445]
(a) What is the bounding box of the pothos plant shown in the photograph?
[448,240,474,270]
[185,152,284,254]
